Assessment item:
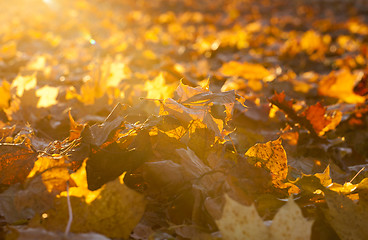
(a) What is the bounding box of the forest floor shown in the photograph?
[1,0,368,239]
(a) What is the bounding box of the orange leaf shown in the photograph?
[68,111,85,141]
[0,142,37,185]
[302,102,331,134]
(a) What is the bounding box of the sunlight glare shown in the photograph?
[89,38,96,45]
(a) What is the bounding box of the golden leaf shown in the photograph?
[220,61,272,80]
[245,138,288,187]
[144,72,176,100]
[318,69,365,103]
[0,81,11,109]
[35,85,59,108]
[30,163,146,239]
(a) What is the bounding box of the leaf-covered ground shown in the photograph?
[1,0,368,239]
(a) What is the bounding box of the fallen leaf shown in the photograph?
[27,156,70,193]
[68,111,85,141]
[324,189,368,240]
[216,195,313,240]
[0,81,11,109]
[0,142,38,185]
[245,138,288,187]
[353,72,368,96]
[216,195,268,240]
[220,61,272,80]
[270,197,313,240]
[8,227,110,240]
[85,103,127,147]
[318,69,365,103]
[86,130,151,190]
[30,165,146,239]
[302,102,332,135]
[0,184,34,223]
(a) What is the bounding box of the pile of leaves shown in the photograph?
[1,0,368,239]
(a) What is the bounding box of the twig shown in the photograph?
[350,167,365,183]
[228,134,238,155]
[65,181,73,237]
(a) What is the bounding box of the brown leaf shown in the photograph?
[324,189,368,240]
[9,227,110,240]
[86,130,151,190]
[0,142,37,185]
[0,184,34,223]
[353,72,368,96]
[85,103,127,147]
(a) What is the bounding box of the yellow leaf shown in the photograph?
[216,195,313,240]
[270,197,313,240]
[100,55,131,88]
[11,74,37,97]
[27,156,70,193]
[216,195,269,240]
[315,165,332,187]
[318,69,365,103]
[36,85,59,108]
[0,41,17,59]
[245,138,288,187]
[30,163,146,239]
[220,61,272,80]
[144,72,175,100]
[0,81,11,108]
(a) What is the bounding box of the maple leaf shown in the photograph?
[160,98,223,136]
[30,162,146,239]
[68,111,85,141]
[144,72,176,100]
[176,81,207,102]
[35,85,59,108]
[27,156,71,193]
[318,69,365,103]
[302,102,332,134]
[353,72,368,96]
[216,195,313,240]
[245,138,288,188]
[86,129,151,190]
[220,61,272,80]
[0,184,34,224]
[83,102,127,147]
[160,82,244,137]
[0,142,38,185]
[269,92,341,138]
[11,74,37,97]
[0,81,11,109]
[9,228,110,240]
[324,189,368,240]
